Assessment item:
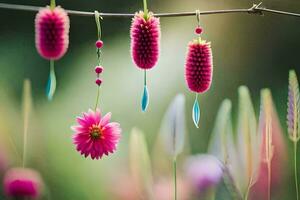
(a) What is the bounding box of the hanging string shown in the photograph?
[94,11,103,110]
[196,10,201,27]
[2,2,300,18]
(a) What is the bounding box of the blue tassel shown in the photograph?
[46,60,56,101]
[192,96,200,128]
[141,85,149,112]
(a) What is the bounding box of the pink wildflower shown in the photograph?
[130,11,160,69]
[185,39,213,93]
[3,168,43,198]
[185,154,223,192]
[72,109,121,160]
[35,6,70,60]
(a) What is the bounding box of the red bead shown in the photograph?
[195,27,203,35]
[95,78,102,86]
[95,66,103,74]
[95,40,104,48]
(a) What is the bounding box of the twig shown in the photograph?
[0,2,300,18]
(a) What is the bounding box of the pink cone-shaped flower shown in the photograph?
[130,11,160,70]
[185,38,213,93]
[35,6,70,60]
[185,154,223,192]
[3,168,43,198]
[72,109,121,160]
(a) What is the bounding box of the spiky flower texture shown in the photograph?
[185,39,213,93]
[72,109,121,160]
[287,70,300,200]
[287,70,300,142]
[35,6,70,60]
[130,11,160,70]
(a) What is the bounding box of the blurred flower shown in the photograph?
[72,109,121,160]
[35,6,70,60]
[130,11,160,69]
[236,86,259,193]
[185,38,213,93]
[287,70,300,142]
[110,174,140,200]
[185,154,223,192]
[3,168,43,198]
[129,128,153,199]
[153,177,191,200]
[250,89,288,200]
[208,86,262,198]
[160,94,186,158]
[208,99,241,195]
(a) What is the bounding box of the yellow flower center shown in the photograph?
[89,125,102,139]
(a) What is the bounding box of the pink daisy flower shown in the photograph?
[72,109,121,160]
[35,6,70,60]
[3,168,43,198]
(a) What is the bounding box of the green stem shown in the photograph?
[244,177,253,200]
[173,158,177,200]
[8,136,22,165]
[206,188,215,200]
[22,110,28,168]
[50,0,56,10]
[244,186,249,200]
[267,160,271,200]
[144,70,147,86]
[295,142,299,200]
[94,86,100,110]
[143,0,148,15]
[97,48,101,65]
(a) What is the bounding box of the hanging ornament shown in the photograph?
[93,11,104,110]
[35,0,70,100]
[185,10,213,128]
[71,11,122,160]
[130,0,161,112]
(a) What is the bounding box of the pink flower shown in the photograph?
[72,109,121,160]
[35,6,70,60]
[130,11,160,70]
[185,154,223,192]
[3,168,43,198]
[185,39,213,93]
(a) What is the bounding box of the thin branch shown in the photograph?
[0,2,300,18]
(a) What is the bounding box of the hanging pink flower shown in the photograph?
[130,11,160,69]
[72,109,121,160]
[3,168,43,198]
[35,6,70,60]
[185,39,213,93]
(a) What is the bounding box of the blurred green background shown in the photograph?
[0,0,299,199]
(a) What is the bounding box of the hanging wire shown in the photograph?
[0,2,300,18]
